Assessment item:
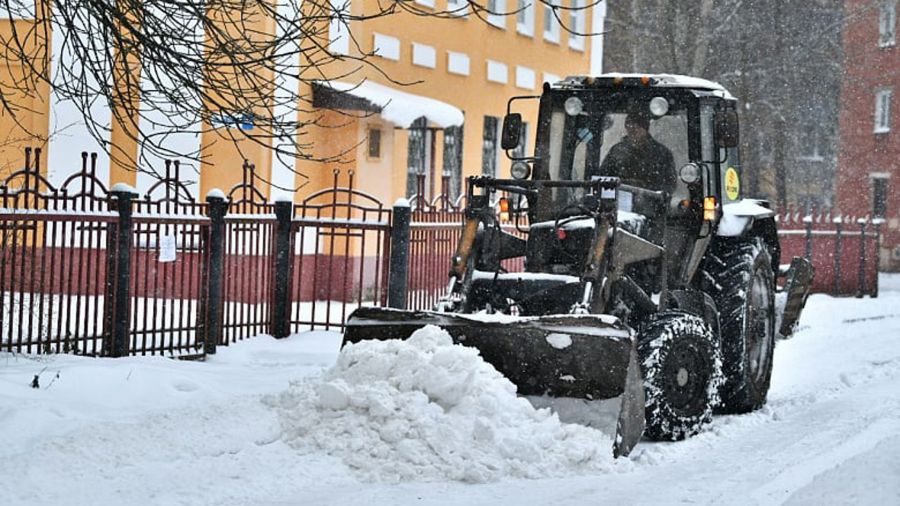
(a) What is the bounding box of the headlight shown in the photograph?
[564,97,584,116]
[649,96,669,117]
[511,161,531,180]
[679,163,701,184]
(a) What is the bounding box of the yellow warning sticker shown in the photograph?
[724,167,740,200]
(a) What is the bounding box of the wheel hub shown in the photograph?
[676,368,689,387]
[662,342,710,413]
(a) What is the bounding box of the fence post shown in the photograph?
[270,200,294,338]
[857,218,867,298]
[832,217,842,296]
[108,185,136,357]
[803,215,813,262]
[872,218,884,297]
[388,199,411,309]
[204,191,228,354]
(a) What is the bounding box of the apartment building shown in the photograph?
[836,0,900,270]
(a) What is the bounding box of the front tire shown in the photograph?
[703,236,776,413]
[638,312,723,441]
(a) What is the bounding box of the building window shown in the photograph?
[543,2,560,43]
[412,42,436,68]
[515,65,535,90]
[517,0,534,36]
[447,50,470,75]
[487,0,506,28]
[367,128,381,159]
[880,1,896,47]
[875,89,892,133]
[373,33,400,60]
[873,176,889,218]
[328,0,350,55]
[447,0,468,17]
[797,125,824,162]
[443,126,464,200]
[568,0,585,51]
[486,59,509,84]
[482,116,499,177]
[407,117,428,197]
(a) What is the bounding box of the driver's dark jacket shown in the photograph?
[592,135,676,194]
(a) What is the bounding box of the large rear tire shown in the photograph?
[638,312,723,441]
[703,236,776,413]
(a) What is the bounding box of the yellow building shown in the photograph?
[1,1,605,204]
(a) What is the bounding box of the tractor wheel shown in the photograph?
[638,312,723,441]
[703,236,776,414]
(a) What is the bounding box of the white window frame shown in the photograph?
[871,173,890,218]
[880,1,897,47]
[568,0,586,51]
[516,0,534,37]
[0,0,36,19]
[543,2,560,44]
[515,66,535,90]
[372,33,401,61]
[875,88,892,133]
[412,42,436,68]
[486,60,509,84]
[446,0,469,17]
[447,50,471,76]
[328,0,350,55]
[487,0,507,29]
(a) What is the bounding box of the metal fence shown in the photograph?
[0,149,394,357]
[775,206,881,297]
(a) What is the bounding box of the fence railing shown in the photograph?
[775,206,881,297]
[0,149,883,358]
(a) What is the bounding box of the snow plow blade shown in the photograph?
[343,307,646,457]
[778,256,815,338]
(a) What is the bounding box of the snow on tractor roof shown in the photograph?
[558,73,735,99]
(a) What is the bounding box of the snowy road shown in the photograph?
[2,280,900,505]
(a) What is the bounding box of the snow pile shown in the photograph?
[265,325,621,483]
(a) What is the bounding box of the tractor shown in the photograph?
[344,74,813,457]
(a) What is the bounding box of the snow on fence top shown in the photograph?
[774,205,881,229]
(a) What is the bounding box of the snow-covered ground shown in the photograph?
[3,279,900,505]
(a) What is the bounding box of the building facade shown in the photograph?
[836,0,900,270]
[1,1,604,207]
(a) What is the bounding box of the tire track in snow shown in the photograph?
[749,417,900,505]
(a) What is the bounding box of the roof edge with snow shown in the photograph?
[312,80,465,129]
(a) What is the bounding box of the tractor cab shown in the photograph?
[501,74,741,288]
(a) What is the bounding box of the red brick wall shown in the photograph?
[837,0,900,270]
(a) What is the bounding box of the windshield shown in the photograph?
[541,95,690,215]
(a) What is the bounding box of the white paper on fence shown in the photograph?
[159,235,177,263]
[618,190,634,212]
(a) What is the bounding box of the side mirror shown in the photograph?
[501,113,522,150]
[715,108,739,148]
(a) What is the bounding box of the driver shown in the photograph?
[593,109,676,194]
